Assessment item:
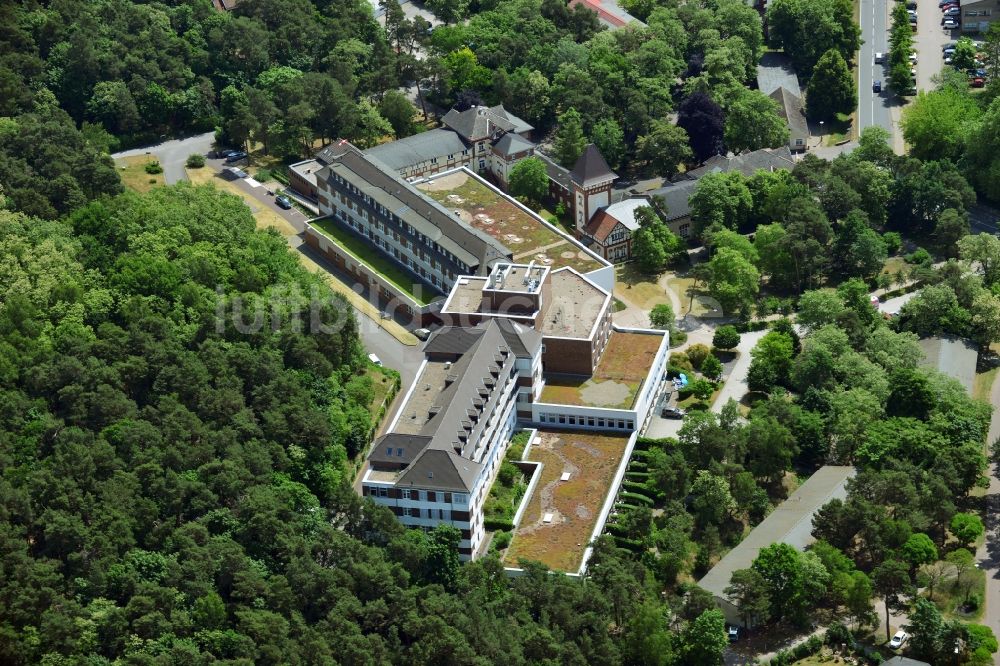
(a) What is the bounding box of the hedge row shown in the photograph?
[613,536,647,552]
[619,492,654,506]
[622,481,654,497]
[484,518,514,532]
[627,460,648,471]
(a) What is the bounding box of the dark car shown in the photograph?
[661,406,686,420]
[275,194,293,209]
[224,151,248,163]
[873,80,882,92]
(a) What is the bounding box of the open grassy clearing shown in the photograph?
[615,264,667,310]
[116,155,165,193]
[974,365,998,403]
[504,429,629,572]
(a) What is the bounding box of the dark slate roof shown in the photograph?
[315,141,511,272]
[493,132,535,157]
[647,179,699,222]
[441,105,532,142]
[569,144,617,187]
[368,433,431,465]
[490,105,533,134]
[364,129,468,171]
[538,152,572,190]
[398,448,482,492]
[769,87,808,140]
[425,321,540,359]
[686,147,795,179]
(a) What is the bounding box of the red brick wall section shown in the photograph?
[542,336,595,375]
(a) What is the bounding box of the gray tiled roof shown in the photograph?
[686,147,795,179]
[769,87,809,140]
[698,466,855,600]
[316,142,511,272]
[441,106,531,141]
[538,152,572,190]
[364,129,469,171]
[757,52,802,97]
[369,433,431,465]
[396,321,518,491]
[918,335,978,394]
[492,132,535,157]
[647,179,699,222]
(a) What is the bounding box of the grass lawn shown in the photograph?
[930,565,986,621]
[310,218,435,306]
[666,275,718,317]
[417,172,602,272]
[366,367,396,416]
[116,155,165,193]
[615,264,667,310]
[504,429,630,572]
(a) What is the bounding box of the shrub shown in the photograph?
[148,178,157,184]
[966,592,983,611]
[670,329,688,346]
[186,154,206,168]
[614,536,647,552]
[669,352,694,374]
[883,231,902,255]
[905,247,932,264]
[491,530,511,551]
[144,161,163,174]
[686,343,711,369]
[700,353,723,381]
[255,168,273,182]
[713,325,740,350]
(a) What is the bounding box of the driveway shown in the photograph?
[858,0,895,137]
[878,290,918,316]
[112,131,215,185]
[914,0,951,93]
[711,329,767,414]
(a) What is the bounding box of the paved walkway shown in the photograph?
[712,329,767,414]
[112,132,215,185]
[978,360,1000,664]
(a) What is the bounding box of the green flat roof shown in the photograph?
[311,218,438,306]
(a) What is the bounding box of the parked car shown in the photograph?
[889,630,910,649]
[944,6,961,15]
[875,51,885,63]
[972,76,986,87]
[727,626,740,642]
[939,0,955,6]
[413,328,432,340]
[873,80,882,92]
[661,406,686,419]
[367,353,383,367]
[909,51,918,63]
[224,151,248,163]
[944,17,959,28]
[941,3,959,10]
[906,0,917,8]
[275,194,293,209]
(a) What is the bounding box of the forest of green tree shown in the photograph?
[0,184,733,664]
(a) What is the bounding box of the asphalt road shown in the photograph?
[858,0,895,136]
[112,132,215,185]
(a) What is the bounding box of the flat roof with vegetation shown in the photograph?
[310,217,438,306]
[416,171,604,274]
[539,330,663,409]
[503,429,630,572]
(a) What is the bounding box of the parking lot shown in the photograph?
[914,0,953,92]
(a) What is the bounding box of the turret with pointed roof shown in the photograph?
[570,144,617,188]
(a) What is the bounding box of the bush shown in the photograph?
[883,231,902,255]
[966,592,983,611]
[905,247,932,264]
[670,329,688,346]
[713,325,741,350]
[686,343,711,369]
[700,354,723,381]
[669,352,694,374]
[186,154,205,168]
[622,480,654,496]
[144,161,163,174]
[491,530,511,551]
[255,168,273,182]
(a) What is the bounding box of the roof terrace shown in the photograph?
[416,170,605,274]
[504,429,631,572]
[539,330,664,409]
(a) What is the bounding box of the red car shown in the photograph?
[971,76,986,87]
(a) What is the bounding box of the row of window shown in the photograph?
[367,486,469,505]
[537,413,635,430]
[401,507,452,520]
[966,9,991,15]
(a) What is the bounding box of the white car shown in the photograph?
[875,51,885,63]
[909,52,918,63]
[944,17,959,28]
[889,630,910,649]
[367,353,383,367]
